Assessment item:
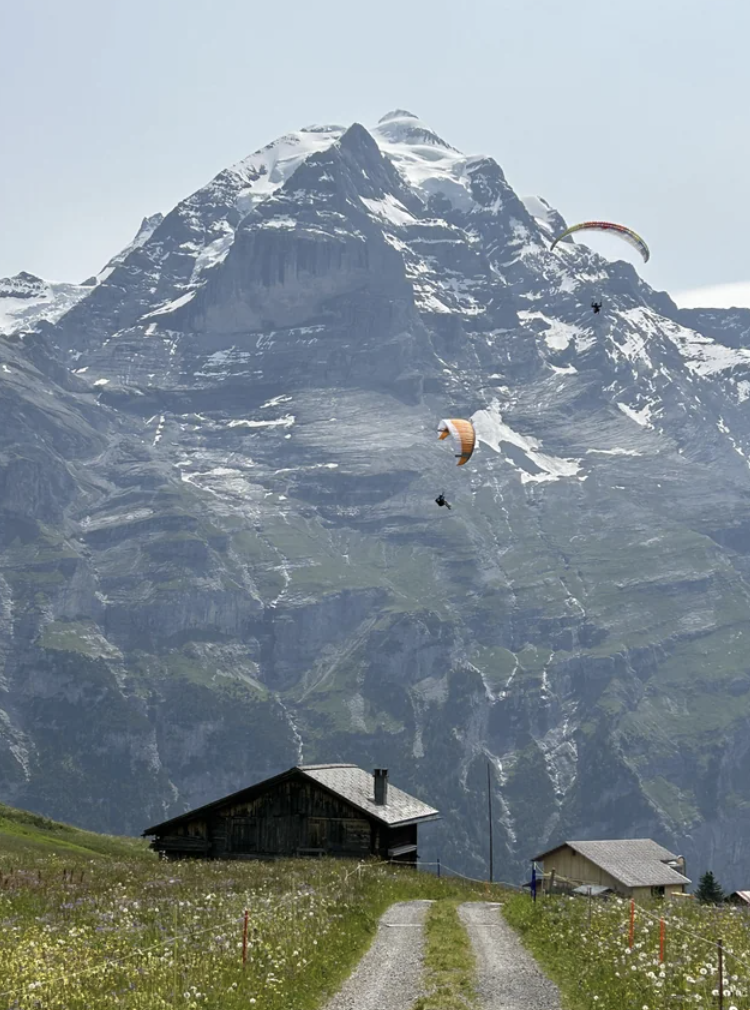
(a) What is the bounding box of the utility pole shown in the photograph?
[487,761,494,883]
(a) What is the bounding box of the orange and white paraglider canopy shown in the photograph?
[438,418,476,466]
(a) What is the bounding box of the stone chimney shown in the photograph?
[373,768,388,806]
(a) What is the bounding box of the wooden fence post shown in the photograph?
[659,918,665,963]
[628,899,635,949]
[242,910,249,968]
[718,938,724,1010]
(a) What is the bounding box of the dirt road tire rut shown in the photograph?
[321,899,432,1010]
[459,901,562,1010]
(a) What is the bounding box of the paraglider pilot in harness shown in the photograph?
[591,300,602,314]
[435,493,452,510]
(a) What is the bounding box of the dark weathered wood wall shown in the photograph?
[151,775,425,863]
[154,777,379,859]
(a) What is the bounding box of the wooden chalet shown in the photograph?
[532,838,691,900]
[143,764,439,863]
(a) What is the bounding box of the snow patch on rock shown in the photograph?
[472,401,582,483]
[617,402,653,428]
[228,415,295,429]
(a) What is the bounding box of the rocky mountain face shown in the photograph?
[3,110,750,886]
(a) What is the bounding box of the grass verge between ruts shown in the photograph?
[413,899,478,1010]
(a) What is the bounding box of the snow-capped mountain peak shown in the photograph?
[0,271,91,335]
[231,126,345,218]
[371,111,485,212]
[377,108,419,122]
[0,271,48,300]
[373,109,457,151]
[4,113,521,340]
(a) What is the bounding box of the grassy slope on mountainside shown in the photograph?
[0,802,149,857]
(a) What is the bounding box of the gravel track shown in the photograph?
[320,899,432,1010]
[459,901,562,1010]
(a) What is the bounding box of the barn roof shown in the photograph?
[142,764,439,836]
[532,839,691,888]
[729,890,750,904]
[298,764,439,826]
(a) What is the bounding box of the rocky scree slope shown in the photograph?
[3,110,750,886]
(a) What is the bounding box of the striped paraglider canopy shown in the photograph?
[550,221,650,263]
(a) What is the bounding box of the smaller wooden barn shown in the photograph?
[532,839,691,900]
[143,764,439,862]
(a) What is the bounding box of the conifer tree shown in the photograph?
[696,871,724,904]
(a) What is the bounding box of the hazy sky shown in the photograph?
[2,0,749,305]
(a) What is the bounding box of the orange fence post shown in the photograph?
[659,918,665,962]
[629,899,635,948]
[242,910,249,968]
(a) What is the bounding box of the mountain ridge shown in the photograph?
[2,110,750,887]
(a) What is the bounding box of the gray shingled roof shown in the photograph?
[298,764,439,826]
[535,839,691,888]
[142,763,440,836]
